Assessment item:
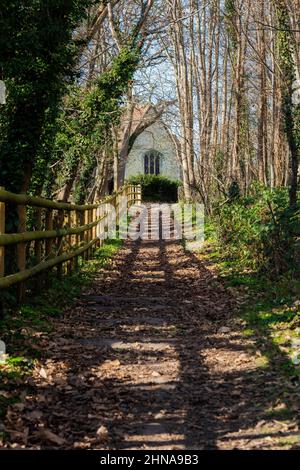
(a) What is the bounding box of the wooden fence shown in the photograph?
[0,184,141,301]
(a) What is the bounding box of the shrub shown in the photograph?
[214,185,300,275]
[128,174,181,203]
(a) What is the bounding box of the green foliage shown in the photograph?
[214,184,300,274]
[228,181,241,201]
[73,152,97,204]
[0,0,93,194]
[52,44,140,203]
[83,44,140,132]
[0,2,142,208]
[205,238,300,382]
[129,174,181,203]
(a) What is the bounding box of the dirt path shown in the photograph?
[3,214,300,450]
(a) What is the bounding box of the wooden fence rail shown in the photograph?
[0,184,142,301]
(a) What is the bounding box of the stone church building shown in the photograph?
[125,121,182,181]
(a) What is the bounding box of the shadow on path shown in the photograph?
[3,214,300,450]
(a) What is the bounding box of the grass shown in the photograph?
[181,215,300,371]
[199,230,300,444]
[202,229,300,381]
[181,211,299,381]
[0,238,123,427]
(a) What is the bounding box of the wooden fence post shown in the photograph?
[131,186,134,206]
[84,209,89,260]
[0,188,5,279]
[56,208,64,279]
[93,207,98,247]
[98,205,103,248]
[45,209,53,288]
[89,208,93,258]
[34,208,42,291]
[34,208,42,264]
[17,204,26,302]
[127,186,130,207]
[0,188,4,318]
[67,207,72,274]
[74,210,80,270]
[70,209,76,272]
[45,209,53,259]
[116,193,120,228]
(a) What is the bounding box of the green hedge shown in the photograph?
[128,175,181,203]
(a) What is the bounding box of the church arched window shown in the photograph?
[144,151,161,175]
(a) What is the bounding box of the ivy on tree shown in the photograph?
[0,0,93,196]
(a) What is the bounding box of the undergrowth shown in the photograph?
[200,231,300,433]
[214,185,300,275]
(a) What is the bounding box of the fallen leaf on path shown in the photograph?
[151,371,161,377]
[37,429,66,446]
[218,327,231,334]
[38,368,47,379]
[103,359,120,368]
[96,425,109,440]
[7,427,29,445]
[24,410,43,421]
